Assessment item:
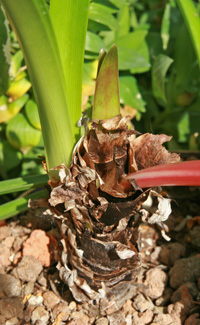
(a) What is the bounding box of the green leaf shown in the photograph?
[93,45,120,120]
[0,94,29,123]
[25,99,41,130]
[177,112,190,142]
[0,4,10,95]
[0,189,48,221]
[118,47,150,72]
[0,174,48,195]
[176,0,200,69]
[113,31,150,72]
[50,0,90,141]
[85,31,105,53]
[161,3,171,50]
[119,76,146,117]
[6,77,31,100]
[0,140,23,173]
[89,2,119,30]
[1,0,74,170]
[108,0,127,8]
[6,113,41,152]
[114,3,130,38]
[11,50,23,76]
[173,23,199,89]
[152,54,174,105]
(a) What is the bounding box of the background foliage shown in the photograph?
[1,0,200,206]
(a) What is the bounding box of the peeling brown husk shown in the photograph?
[45,115,180,315]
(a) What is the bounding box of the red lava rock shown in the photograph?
[171,282,198,303]
[12,256,43,282]
[0,220,6,227]
[142,267,167,299]
[0,297,23,319]
[169,256,200,289]
[159,242,185,266]
[0,243,11,267]
[184,313,200,325]
[43,291,60,310]
[0,274,21,298]
[22,229,51,267]
[168,287,193,325]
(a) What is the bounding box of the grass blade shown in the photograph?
[0,174,48,195]
[0,190,48,221]
[176,0,200,69]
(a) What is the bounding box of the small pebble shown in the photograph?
[0,274,21,298]
[169,256,200,289]
[69,301,76,311]
[28,295,43,306]
[12,256,43,282]
[43,291,60,309]
[95,317,109,325]
[5,317,19,325]
[31,306,49,325]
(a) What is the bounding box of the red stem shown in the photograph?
[125,160,200,188]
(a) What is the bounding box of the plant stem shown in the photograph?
[125,160,200,188]
[1,0,74,171]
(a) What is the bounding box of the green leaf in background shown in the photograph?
[176,0,200,69]
[6,76,31,100]
[25,99,41,130]
[6,113,41,153]
[177,112,190,142]
[0,5,10,95]
[85,31,105,53]
[11,50,23,76]
[89,2,119,30]
[0,140,23,173]
[108,0,127,9]
[0,94,29,123]
[114,3,130,38]
[152,54,173,105]
[161,2,171,50]
[113,31,150,72]
[173,23,199,90]
[93,45,120,119]
[146,32,163,62]
[0,189,48,221]
[119,76,146,119]
[0,174,48,195]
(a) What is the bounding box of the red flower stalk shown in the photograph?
[125,160,200,188]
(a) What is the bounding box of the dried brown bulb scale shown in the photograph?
[47,115,180,315]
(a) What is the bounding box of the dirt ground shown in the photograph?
[0,186,200,325]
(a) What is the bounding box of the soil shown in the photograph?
[0,186,200,325]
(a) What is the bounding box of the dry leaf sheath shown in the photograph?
[47,115,179,315]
